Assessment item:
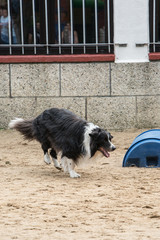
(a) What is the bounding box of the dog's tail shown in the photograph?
[9,118,35,140]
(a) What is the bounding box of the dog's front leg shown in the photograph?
[66,158,81,178]
[44,152,52,164]
[53,151,62,170]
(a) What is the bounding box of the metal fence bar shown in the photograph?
[107,0,111,53]
[57,0,61,54]
[20,0,24,54]
[1,0,113,55]
[45,0,49,54]
[32,0,36,54]
[0,43,114,47]
[153,0,156,52]
[70,0,74,54]
[82,0,86,54]
[7,0,12,54]
[94,0,98,53]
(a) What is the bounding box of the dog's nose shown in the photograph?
[112,146,116,151]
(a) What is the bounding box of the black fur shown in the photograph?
[33,108,87,162]
[12,119,34,140]
[9,108,115,165]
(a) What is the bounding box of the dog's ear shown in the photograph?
[89,132,98,139]
[89,129,101,139]
[89,133,99,140]
[110,134,113,139]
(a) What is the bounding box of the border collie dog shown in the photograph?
[9,108,116,178]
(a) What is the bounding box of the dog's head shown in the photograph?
[89,128,116,158]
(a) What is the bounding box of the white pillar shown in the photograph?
[114,0,149,63]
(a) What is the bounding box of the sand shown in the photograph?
[0,129,160,240]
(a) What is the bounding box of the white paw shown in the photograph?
[53,159,62,170]
[69,170,81,178]
[44,154,51,165]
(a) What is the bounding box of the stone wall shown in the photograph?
[0,62,160,130]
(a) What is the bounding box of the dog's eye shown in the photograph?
[110,135,113,140]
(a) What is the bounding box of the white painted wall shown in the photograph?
[114,0,149,63]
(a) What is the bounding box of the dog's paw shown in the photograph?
[55,164,62,171]
[55,166,62,170]
[69,170,81,178]
[44,154,51,164]
[52,158,62,170]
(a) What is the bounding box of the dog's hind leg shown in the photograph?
[64,157,81,178]
[42,143,51,165]
[50,149,62,170]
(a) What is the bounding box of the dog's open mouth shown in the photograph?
[99,147,110,158]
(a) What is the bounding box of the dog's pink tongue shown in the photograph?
[100,147,110,158]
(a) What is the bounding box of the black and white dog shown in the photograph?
[9,108,116,178]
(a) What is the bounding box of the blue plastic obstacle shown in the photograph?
[123,129,160,168]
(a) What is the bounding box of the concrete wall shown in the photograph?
[1,62,160,130]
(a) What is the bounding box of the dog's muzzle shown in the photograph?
[99,144,116,158]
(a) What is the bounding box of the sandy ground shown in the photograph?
[0,129,160,240]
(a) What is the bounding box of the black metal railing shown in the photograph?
[0,0,114,55]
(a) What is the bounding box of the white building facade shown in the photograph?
[114,0,149,63]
